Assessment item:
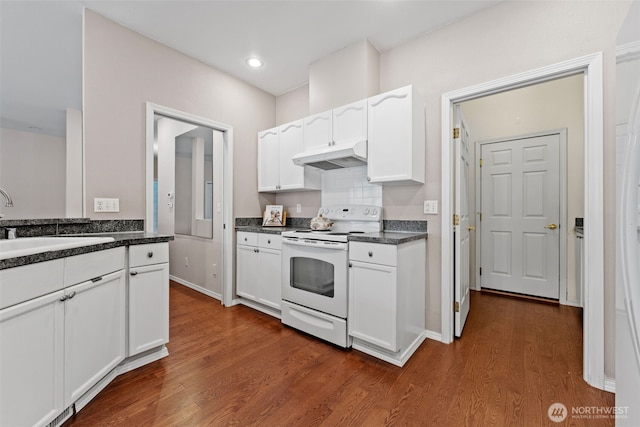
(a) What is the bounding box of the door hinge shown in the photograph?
[454,301,460,312]
[480,267,483,276]
[479,158,483,167]
[453,127,460,139]
[478,212,482,221]
[453,214,460,226]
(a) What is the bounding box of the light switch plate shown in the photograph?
[424,200,438,215]
[94,198,120,212]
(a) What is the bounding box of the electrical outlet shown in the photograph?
[94,198,120,212]
[212,264,217,277]
[185,257,189,268]
[296,203,301,213]
[424,200,438,215]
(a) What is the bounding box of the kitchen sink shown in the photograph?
[0,236,115,260]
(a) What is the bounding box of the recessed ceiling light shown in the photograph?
[246,57,263,68]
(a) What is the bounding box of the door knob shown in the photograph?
[544,223,558,230]
[467,226,476,231]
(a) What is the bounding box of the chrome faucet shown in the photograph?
[0,188,14,207]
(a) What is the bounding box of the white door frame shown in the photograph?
[145,102,235,307]
[441,52,605,390]
[474,130,568,304]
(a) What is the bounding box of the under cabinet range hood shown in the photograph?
[292,140,367,170]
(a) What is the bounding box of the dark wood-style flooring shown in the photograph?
[64,282,614,426]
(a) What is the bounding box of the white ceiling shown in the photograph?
[1,0,501,137]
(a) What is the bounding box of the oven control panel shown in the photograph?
[318,205,382,222]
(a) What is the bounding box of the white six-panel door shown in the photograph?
[480,134,561,299]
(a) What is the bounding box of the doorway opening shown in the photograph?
[442,53,606,390]
[145,103,234,307]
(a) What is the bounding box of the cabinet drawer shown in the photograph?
[129,243,169,267]
[64,247,125,287]
[258,234,282,250]
[349,242,397,266]
[0,259,64,310]
[237,232,257,246]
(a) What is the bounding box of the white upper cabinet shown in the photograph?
[257,128,280,192]
[303,100,367,151]
[303,110,333,151]
[367,85,425,185]
[333,99,367,146]
[278,121,306,191]
[258,120,320,192]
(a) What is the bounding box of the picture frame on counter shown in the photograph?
[263,205,286,226]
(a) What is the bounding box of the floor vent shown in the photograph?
[46,405,73,427]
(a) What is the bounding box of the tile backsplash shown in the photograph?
[321,166,382,207]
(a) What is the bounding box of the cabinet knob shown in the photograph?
[60,295,68,302]
[147,251,154,258]
[368,251,373,257]
[268,239,271,244]
[130,271,138,276]
[67,291,76,300]
[244,237,248,242]
[367,177,371,182]
[328,142,332,147]
[349,262,352,268]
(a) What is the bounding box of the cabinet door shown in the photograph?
[0,291,65,427]
[64,270,126,406]
[367,86,424,184]
[278,120,305,190]
[258,247,282,310]
[348,260,398,351]
[128,263,169,357]
[236,244,259,301]
[304,110,333,151]
[333,100,367,146]
[258,128,280,192]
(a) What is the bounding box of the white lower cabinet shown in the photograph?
[64,270,126,406]
[236,232,281,313]
[348,239,426,366]
[349,259,398,351]
[128,243,170,356]
[0,289,65,427]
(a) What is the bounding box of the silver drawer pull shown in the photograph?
[60,295,68,302]
[368,251,373,257]
[67,291,76,300]
[147,251,154,258]
[91,276,103,283]
[130,271,138,276]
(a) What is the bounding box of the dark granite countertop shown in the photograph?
[348,231,428,245]
[235,225,304,235]
[0,232,173,270]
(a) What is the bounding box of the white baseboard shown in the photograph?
[170,275,222,301]
[425,329,443,343]
[604,376,616,393]
[352,331,428,367]
[238,298,281,319]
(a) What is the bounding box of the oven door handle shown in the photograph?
[283,238,348,250]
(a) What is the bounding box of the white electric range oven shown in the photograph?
[281,205,382,347]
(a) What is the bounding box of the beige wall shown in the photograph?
[377,0,631,377]
[461,74,584,303]
[0,127,66,219]
[83,10,275,220]
[309,39,379,114]
[275,84,309,125]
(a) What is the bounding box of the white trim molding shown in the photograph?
[441,52,605,390]
[145,102,234,308]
